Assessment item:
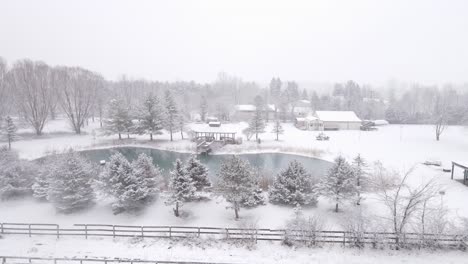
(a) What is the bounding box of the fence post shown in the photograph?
[169,227,172,238]
[141,226,144,238]
[198,227,201,238]
[2,257,5,264]
[56,225,60,239]
[54,259,57,264]
[29,224,32,237]
[343,232,346,246]
[0,223,3,234]
[113,225,116,238]
[85,225,88,240]
[226,228,229,239]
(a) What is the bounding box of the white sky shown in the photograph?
[1,0,467,85]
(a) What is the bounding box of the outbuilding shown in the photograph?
[314,111,362,130]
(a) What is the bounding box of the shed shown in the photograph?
[315,111,362,130]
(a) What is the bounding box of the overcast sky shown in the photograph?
[1,0,467,85]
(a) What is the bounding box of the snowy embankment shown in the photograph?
[1,235,467,264]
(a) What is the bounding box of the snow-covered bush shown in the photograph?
[184,155,211,191]
[269,160,318,206]
[217,155,264,219]
[47,151,96,213]
[166,159,196,217]
[283,206,326,247]
[0,147,36,200]
[318,156,357,212]
[99,152,158,214]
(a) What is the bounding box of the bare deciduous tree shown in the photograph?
[374,165,440,248]
[10,60,52,136]
[56,67,102,134]
[433,88,450,141]
[0,57,10,120]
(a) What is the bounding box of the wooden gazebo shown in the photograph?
[451,161,468,185]
[194,131,236,143]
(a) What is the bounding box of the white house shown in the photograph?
[295,115,323,130]
[314,111,362,130]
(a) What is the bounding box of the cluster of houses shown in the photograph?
[232,99,363,131]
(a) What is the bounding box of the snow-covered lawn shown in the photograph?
[2,118,468,223]
[2,118,468,262]
[1,235,466,264]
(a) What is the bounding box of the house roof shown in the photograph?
[315,111,361,122]
[235,104,275,112]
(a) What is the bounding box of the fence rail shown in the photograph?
[0,256,242,264]
[0,222,466,247]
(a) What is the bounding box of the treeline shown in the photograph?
[1,56,467,137]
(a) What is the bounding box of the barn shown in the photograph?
[315,111,362,130]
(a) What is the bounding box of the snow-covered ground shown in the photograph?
[1,235,467,264]
[2,118,468,262]
[3,118,468,224]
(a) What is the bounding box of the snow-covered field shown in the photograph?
[1,235,467,264]
[2,118,468,262]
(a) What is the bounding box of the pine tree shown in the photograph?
[301,89,308,100]
[166,159,195,217]
[352,154,368,205]
[32,156,59,201]
[0,147,36,200]
[184,155,211,191]
[217,156,258,219]
[104,98,133,140]
[4,116,18,150]
[269,160,318,206]
[47,152,96,213]
[136,94,164,140]
[318,156,357,212]
[99,152,152,214]
[248,95,266,141]
[131,153,162,203]
[200,95,208,122]
[271,119,284,141]
[164,90,178,141]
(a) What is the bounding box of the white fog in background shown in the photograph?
[0,0,467,85]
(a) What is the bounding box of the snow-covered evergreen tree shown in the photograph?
[32,156,59,201]
[184,155,211,191]
[217,155,260,219]
[166,159,195,217]
[318,156,357,212]
[247,95,266,141]
[131,153,162,203]
[200,95,208,122]
[269,160,318,206]
[47,152,96,213]
[0,147,36,200]
[271,119,284,141]
[104,98,133,140]
[136,94,164,140]
[99,152,153,214]
[164,90,178,141]
[352,154,368,205]
[3,116,18,150]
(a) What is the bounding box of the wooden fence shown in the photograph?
[0,256,242,264]
[0,222,466,248]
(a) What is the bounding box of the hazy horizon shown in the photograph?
[1,0,467,86]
